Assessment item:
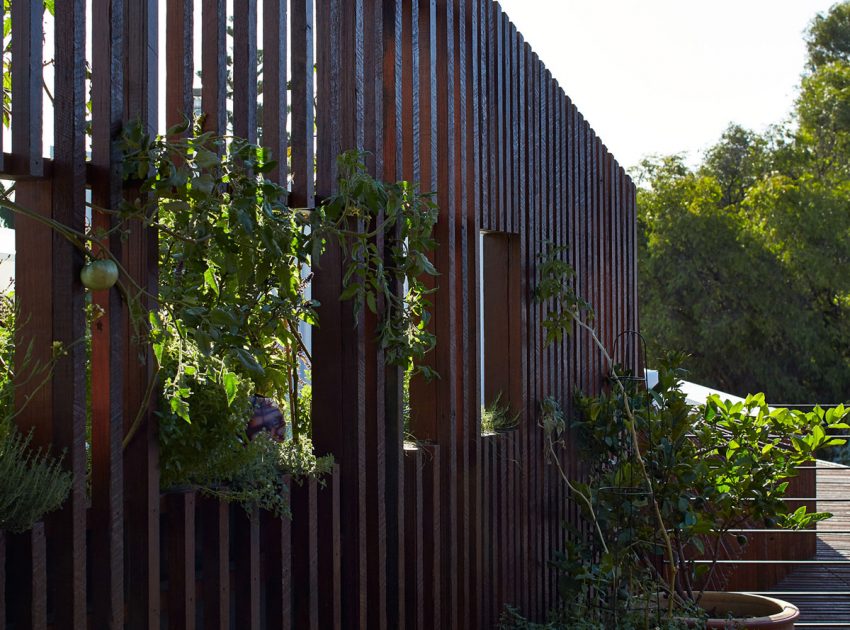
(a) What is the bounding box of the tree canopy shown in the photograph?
[637,1,850,404]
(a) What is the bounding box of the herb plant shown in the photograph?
[0,293,73,533]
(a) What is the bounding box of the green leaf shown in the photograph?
[204,267,220,297]
[223,371,238,407]
[366,292,378,315]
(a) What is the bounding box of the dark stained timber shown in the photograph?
[201,0,226,134]
[0,1,642,628]
[262,0,288,186]
[48,1,88,628]
[10,0,42,176]
[290,0,314,207]
[90,1,126,626]
[164,492,196,630]
[165,0,193,127]
[232,0,258,143]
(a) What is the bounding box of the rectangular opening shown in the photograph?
[480,231,522,431]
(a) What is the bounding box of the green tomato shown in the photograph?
[80,259,119,291]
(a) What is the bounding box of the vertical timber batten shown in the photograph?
[0,1,641,627]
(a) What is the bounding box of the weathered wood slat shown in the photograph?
[165,0,193,127]
[382,2,408,626]
[232,0,258,143]
[262,0,287,186]
[289,0,313,206]
[408,0,439,442]
[422,444,442,630]
[363,0,389,625]
[201,0,226,134]
[200,499,230,630]
[89,0,126,627]
[313,1,369,627]
[6,523,46,629]
[164,492,196,630]
[435,0,460,623]
[234,509,261,629]
[10,0,42,176]
[469,2,484,625]
[122,2,160,627]
[45,3,88,628]
[292,478,319,630]
[260,476,292,630]
[0,530,4,630]
[404,448,425,630]
[456,1,471,623]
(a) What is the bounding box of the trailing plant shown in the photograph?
[313,150,439,378]
[522,242,849,627]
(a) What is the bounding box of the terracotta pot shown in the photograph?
[699,592,799,629]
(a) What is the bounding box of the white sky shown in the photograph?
[497,0,838,170]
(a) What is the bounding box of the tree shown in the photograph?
[806,1,850,70]
[638,2,850,404]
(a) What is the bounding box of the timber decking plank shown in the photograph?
[760,462,850,628]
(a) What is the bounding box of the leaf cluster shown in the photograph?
[315,151,439,378]
[119,117,438,512]
[638,2,850,405]
[534,243,593,346]
[567,358,847,612]
[480,392,520,433]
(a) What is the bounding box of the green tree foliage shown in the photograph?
[638,2,850,403]
[806,1,850,70]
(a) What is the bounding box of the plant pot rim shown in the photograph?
[699,591,799,628]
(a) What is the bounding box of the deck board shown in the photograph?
[761,460,850,629]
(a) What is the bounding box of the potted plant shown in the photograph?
[514,244,850,628]
[541,358,843,628]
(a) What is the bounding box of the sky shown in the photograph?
[497,0,838,170]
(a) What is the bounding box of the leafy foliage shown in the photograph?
[0,428,72,533]
[637,2,850,405]
[480,392,519,433]
[116,117,437,512]
[0,294,72,533]
[315,152,439,378]
[541,358,846,626]
[806,1,850,70]
[534,243,593,346]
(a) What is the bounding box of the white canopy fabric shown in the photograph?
[645,369,746,408]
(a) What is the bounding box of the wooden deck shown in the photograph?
[762,460,850,628]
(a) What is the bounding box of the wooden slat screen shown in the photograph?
[0,1,642,628]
